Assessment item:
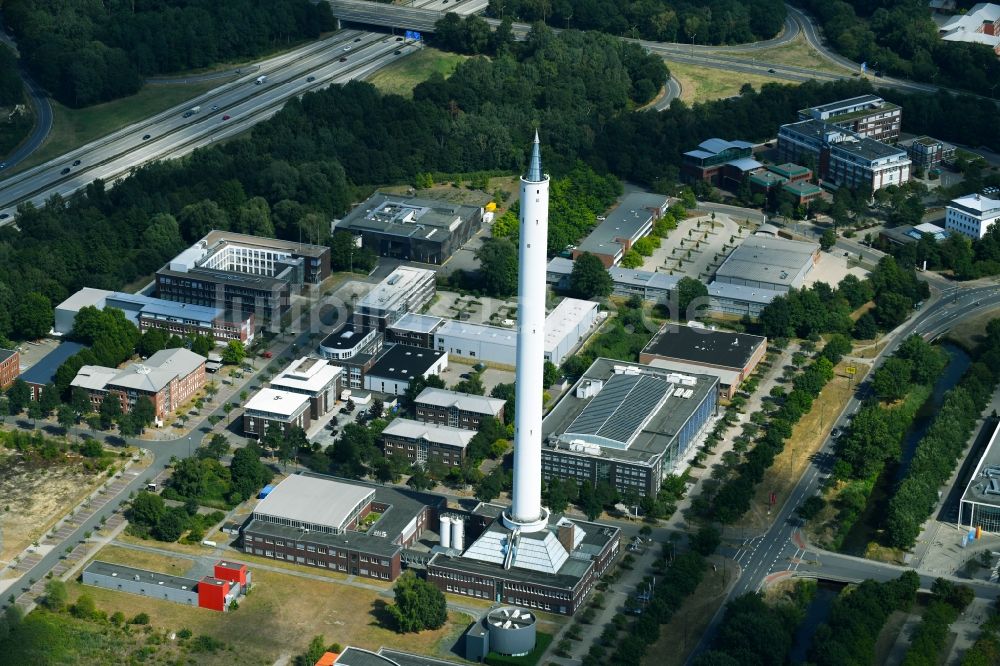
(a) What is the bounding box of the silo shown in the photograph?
[452,517,465,551]
[440,515,452,549]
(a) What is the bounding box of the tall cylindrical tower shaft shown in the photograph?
[507,132,549,531]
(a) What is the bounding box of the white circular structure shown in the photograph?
[486,606,537,657]
[439,515,452,549]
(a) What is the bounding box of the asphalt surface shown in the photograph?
[0,31,53,172]
[689,281,1000,661]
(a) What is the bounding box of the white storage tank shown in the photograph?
[440,515,452,549]
[452,518,465,551]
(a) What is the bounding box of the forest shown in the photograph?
[486,0,787,44]
[2,0,335,107]
[792,0,1000,94]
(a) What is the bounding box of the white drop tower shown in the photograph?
[503,131,551,534]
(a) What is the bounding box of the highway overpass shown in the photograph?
[327,0,491,33]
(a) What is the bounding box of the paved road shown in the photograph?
[689,281,1000,661]
[0,31,53,171]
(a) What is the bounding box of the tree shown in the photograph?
[570,252,613,299]
[191,334,214,357]
[229,445,273,502]
[619,250,644,269]
[13,292,53,340]
[5,378,30,415]
[872,357,912,401]
[476,238,519,297]
[853,313,878,340]
[387,572,447,632]
[42,579,67,611]
[137,328,168,357]
[407,466,434,491]
[690,525,721,556]
[200,433,230,460]
[222,340,246,365]
[129,491,167,528]
[132,396,156,429]
[453,371,485,395]
[99,394,122,429]
[70,387,92,416]
[57,404,77,431]
[543,361,560,386]
[70,593,96,619]
[820,228,837,251]
[369,398,384,419]
[154,509,185,541]
[676,277,709,319]
[38,383,60,416]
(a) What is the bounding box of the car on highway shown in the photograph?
[768,68,776,73]
[0,213,9,220]
[222,115,231,120]
[211,105,219,111]
[61,167,70,175]
[183,111,194,118]
[0,163,6,169]
[307,76,315,82]
[72,159,81,166]
[142,134,151,140]
[339,57,347,62]
[343,46,351,51]
[396,36,403,41]
[354,38,361,42]
[394,50,402,55]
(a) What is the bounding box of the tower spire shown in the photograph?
[525,130,543,182]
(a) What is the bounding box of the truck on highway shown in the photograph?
[255,74,267,85]
[182,105,201,118]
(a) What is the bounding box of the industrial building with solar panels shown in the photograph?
[541,358,718,497]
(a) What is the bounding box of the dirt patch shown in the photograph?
[641,556,738,666]
[737,360,869,532]
[0,449,115,565]
[945,305,1000,353]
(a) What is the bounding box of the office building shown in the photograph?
[778,119,911,191]
[707,282,783,318]
[959,420,1000,532]
[82,560,249,612]
[71,348,206,423]
[798,95,902,143]
[541,358,717,496]
[414,387,506,429]
[317,322,383,391]
[21,341,87,400]
[242,473,445,581]
[608,267,680,303]
[243,388,311,438]
[682,139,763,187]
[713,235,820,293]
[945,193,1000,239]
[939,3,1000,54]
[155,230,330,322]
[385,313,444,348]
[434,298,598,367]
[335,192,485,264]
[363,345,448,396]
[381,417,476,467]
[573,192,670,267]
[640,323,767,399]
[354,266,436,331]
[899,136,956,171]
[879,221,950,248]
[269,356,341,419]
[0,348,18,390]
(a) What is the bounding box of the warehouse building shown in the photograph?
[155,230,330,322]
[381,418,476,467]
[414,387,506,429]
[54,288,255,343]
[572,192,669,267]
[20,341,86,400]
[0,348,18,390]
[354,267,436,331]
[798,95,902,143]
[640,323,767,399]
[243,388,311,438]
[713,235,820,293]
[242,473,445,581]
[385,313,444,349]
[777,119,911,191]
[269,356,341,419]
[541,359,718,497]
[427,507,620,615]
[434,298,598,367]
[363,345,448,396]
[945,193,1000,239]
[71,348,206,423]
[82,560,249,612]
[335,192,485,265]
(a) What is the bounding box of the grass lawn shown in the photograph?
[367,47,470,97]
[88,544,194,577]
[665,60,789,104]
[641,555,739,666]
[737,358,870,532]
[15,80,222,173]
[750,35,855,75]
[65,567,471,665]
[485,631,553,665]
[944,305,1000,353]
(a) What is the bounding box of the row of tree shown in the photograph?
[901,579,975,666]
[885,320,1000,548]
[126,490,225,543]
[485,0,786,45]
[3,0,335,107]
[695,590,806,665]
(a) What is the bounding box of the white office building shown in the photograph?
[945,193,1000,239]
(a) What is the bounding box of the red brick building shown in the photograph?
[0,349,18,390]
[414,387,506,430]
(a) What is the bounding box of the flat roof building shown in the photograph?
[335,192,485,265]
[21,341,87,400]
[242,472,445,582]
[269,356,342,419]
[155,230,330,322]
[572,193,669,267]
[243,387,311,438]
[798,95,902,143]
[385,313,444,349]
[959,420,1000,532]
[945,193,1000,239]
[434,298,598,367]
[319,322,381,362]
[381,417,476,467]
[364,344,448,396]
[778,119,911,191]
[541,358,718,497]
[682,139,762,188]
[707,281,784,319]
[82,560,247,612]
[545,256,575,291]
[713,235,820,293]
[898,135,956,171]
[355,267,436,331]
[414,387,506,429]
[639,323,767,399]
[608,267,680,303]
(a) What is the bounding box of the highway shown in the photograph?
[689,282,1000,661]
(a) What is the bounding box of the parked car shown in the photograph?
[261,351,273,358]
